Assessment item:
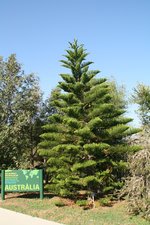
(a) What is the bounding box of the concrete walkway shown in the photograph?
[0,208,64,225]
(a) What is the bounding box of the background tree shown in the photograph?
[41,88,61,124]
[109,79,127,110]
[39,41,140,197]
[0,54,42,168]
[122,84,150,220]
[133,84,150,126]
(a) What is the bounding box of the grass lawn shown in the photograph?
[0,193,149,225]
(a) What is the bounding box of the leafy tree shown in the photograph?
[0,54,42,168]
[39,41,140,197]
[109,80,127,110]
[41,88,61,124]
[132,84,150,126]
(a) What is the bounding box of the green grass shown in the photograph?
[0,193,149,225]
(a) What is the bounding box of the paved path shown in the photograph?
[0,208,64,225]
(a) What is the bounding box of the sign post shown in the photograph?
[1,169,43,200]
[1,170,5,200]
[39,169,44,200]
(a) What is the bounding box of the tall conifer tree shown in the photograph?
[39,41,139,197]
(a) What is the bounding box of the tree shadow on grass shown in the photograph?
[5,192,54,199]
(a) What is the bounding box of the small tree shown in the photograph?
[39,41,140,197]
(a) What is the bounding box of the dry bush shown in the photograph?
[122,128,150,220]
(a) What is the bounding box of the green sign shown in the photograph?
[1,169,43,200]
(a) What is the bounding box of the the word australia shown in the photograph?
[5,184,40,192]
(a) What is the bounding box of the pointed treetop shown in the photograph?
[60,40,93,82]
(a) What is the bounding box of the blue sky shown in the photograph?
[1,0,150,126]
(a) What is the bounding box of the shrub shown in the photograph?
[122,129,150,221]
[54,200,66,207]
[76,200,87,207]
[99,197,111,206]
